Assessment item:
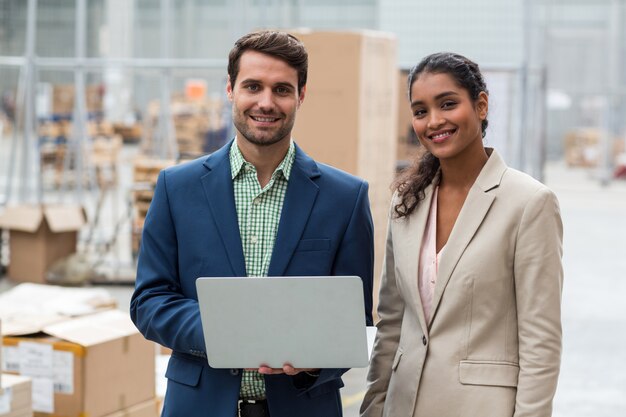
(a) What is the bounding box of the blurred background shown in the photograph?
[0,1,624,417]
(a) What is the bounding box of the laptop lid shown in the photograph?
[195,276,369,369]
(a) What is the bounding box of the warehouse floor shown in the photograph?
[2,158,626,417]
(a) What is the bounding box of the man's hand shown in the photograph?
[250,364,320,376]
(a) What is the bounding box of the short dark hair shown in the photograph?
[228,30,308,94]
[408,52,489,137]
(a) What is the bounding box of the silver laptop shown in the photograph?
[195,276,369,369]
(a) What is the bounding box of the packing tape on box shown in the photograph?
[3,338,86,357]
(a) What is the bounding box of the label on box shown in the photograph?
[2,346,20,372]
[32,377,54,413]
[10,342,75,394]
[0,387,12,414]
[19,342,53,377]
[53,350,74,394]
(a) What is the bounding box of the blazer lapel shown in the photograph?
[267,145,320,277]
[200,141,246,277]
[430,149,507,324]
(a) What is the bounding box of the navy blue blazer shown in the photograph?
[130,140,374,417]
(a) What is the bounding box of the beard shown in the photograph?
[232,108,295,147]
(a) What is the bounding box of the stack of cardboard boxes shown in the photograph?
[91,135,123,188]
[50,85,103,116]
[1,310,157,417]
[37,84,131,189]
[131,158,176,258]
[39,123,124,190]
[143,95,227,160]
[1,325,32,417]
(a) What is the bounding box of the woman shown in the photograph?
[360,52,563,417]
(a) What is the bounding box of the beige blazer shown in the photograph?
[361,150,563,417]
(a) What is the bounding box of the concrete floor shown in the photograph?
[2,158,626,417]
[546,163,626,417]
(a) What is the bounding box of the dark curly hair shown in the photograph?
[394,52,489,218]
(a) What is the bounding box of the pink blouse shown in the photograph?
[418,187,444,325]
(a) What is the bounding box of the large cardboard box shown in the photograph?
[0,205,85,284]
[290,30,399,310]
[0,374,33,417]
[2,310,155,417]
[100,399,158,417]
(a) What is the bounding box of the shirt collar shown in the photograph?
[230,138,296,181]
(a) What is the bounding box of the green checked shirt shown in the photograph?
[230,139,296,400]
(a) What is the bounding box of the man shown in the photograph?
[130,30,374,417]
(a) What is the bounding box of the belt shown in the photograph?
[238,399,269,417]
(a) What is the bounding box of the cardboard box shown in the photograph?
[0,205,85,284]
[0,374,33,417]
[85,85,104,113]
[92,136,123,187]
[52,85,74,115]
[157,344,172,356]
[154,354,169,416]
[290,30,399,310]
[100,399,158,417]
[2,310,155,417]
[51,85,103,115]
